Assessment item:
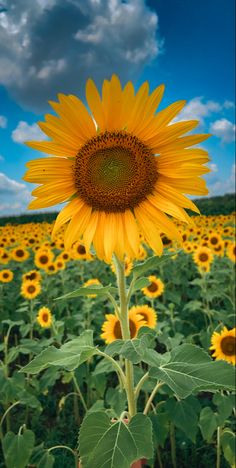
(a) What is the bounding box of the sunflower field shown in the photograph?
[0,211,235,468]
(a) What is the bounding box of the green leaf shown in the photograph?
[149,344,235,399]
[105,340,124,357]
[221,429,236,466]
[199,407,218,442]
[132,252,178,277]
[166,398,198,443]
[149,413,169,448]
[37,451,55,468]
[213,393,234,426]
[131,277,150,292]
[2,429,35,468]
[78,411,153,468]
[20,330,95,374]
[55,285,112,300]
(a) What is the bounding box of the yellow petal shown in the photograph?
[26,141,76,157]
[83,211,99,252]
[148,120,199,150]
[86,79,105,130]
[140,200,182,241]
[65,203,92,249]
[103,212,117,262]
[155,181,200,213]
[52,198,85,238]
[158,175,209,195]
[134,206,163,255]
[147,193,192,223]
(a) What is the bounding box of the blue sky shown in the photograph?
[0,0,235,215]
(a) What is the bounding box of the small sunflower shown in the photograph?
[83,278,101,297]
[11,247,29,262]
[227,242,236,263]
[0,249,10,265]
[130,304,157,328]
[193,246,213,268]
[22,269,41,282]
[35,249,54,269]
[45,262,57,275]
[37,306,52,328]
[21,280,41,300]
[210,327,236,366]
[208,233,221,247]
[0,269,14,283]
[24,75,210,262]
[55,258,66,270]
[101,309,145,344]
[71,242,92,260]
[142,275,164,298]
[110,256,133,276]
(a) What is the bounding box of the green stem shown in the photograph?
[216,426,221,468]
[48,445,77,468]
[0,401,21,440]
[95,350,126,388]
[157,446,164,468]
[72,374,88,413]
[143,382,163,415]
[113,254,136,418]
[170,422,177,468]
[134,372,149,400]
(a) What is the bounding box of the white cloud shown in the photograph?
[0,155,4,161]
[12,121,45,143]
[208,163,218,173]
[0,172,31,214]
[0,0,162,111]
[207,164,235,196]
[210,118,236,143]
[0,115,7,128]
[175,97,221,125]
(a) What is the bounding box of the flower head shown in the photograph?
[210,327,236,366]
[101,309,146,344]
[37,307,52,328]
[24,75,210,262]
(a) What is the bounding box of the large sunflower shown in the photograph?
[101,310,145,344]
[210,327,236,366]
[24,75,210,262]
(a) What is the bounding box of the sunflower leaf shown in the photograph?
[133,251,180,277]
[78,411,153,468]
[2,429,35,468]
[55,284,113,300]
[20,330,96,374]
[131,277,150,292]
[149,344,235,398]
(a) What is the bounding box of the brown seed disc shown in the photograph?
[74,131,158,212]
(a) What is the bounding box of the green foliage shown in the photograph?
[2,429,35,468]
[78,412,153,468]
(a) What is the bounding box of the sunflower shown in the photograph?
[227,242,236,263]
[22,269,41,282]
[101,309,146,344]
[210,327,236,365]
[37,306,52,328]
[24,75,210,262]
[83,278,101,297]
[193,246,213,268]
[142,275,164,298]
[21,280,41,300]
[45,262,57,275]
[35,249,54,269]
[130,304,157,328]
[208,233,221,247]
[71,242,92,260]
[11,247,29,262]
[0,269,14,283]
[55,258,66,270]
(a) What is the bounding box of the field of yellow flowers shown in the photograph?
[0,212,235,467]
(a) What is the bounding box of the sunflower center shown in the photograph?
[39,255,49,264]
[42,313,49,322]
[74,131,158,212]
[148,282,158,293]
[16,249,24,257]
[221,336,236,356]
[199,253,209,262]
[28,285,36,294]
[210,237,218,245]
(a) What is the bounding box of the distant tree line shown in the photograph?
[0,193,235,226]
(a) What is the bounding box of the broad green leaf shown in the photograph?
[149,413,169,448]
[132,252,179,277]
[55,284,112,300]
[137,327,157,347]
[166,398,198,443]
[213,393,234,426]
[20,330,95,374]
[2,429,35,468]
[78,411,153,468]
[221,429,236,466]
[199,407,218,442]
[92,358,117,375]
[105,340,124,357]
[149,344,235,398]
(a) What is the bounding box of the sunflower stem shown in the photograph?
[113,254,136,418]
[216,426,221,468]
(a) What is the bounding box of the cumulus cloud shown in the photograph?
[12,121,45,143]
[0,172,31,214]
[210,118,236,143]
[0,0,162,111]
[207,164,235,196]
[0,115,7,128]
[208,163,218,173]
[175,97,224,125]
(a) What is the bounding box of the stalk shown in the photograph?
[113,255,136,417]
[216,426,221,468]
